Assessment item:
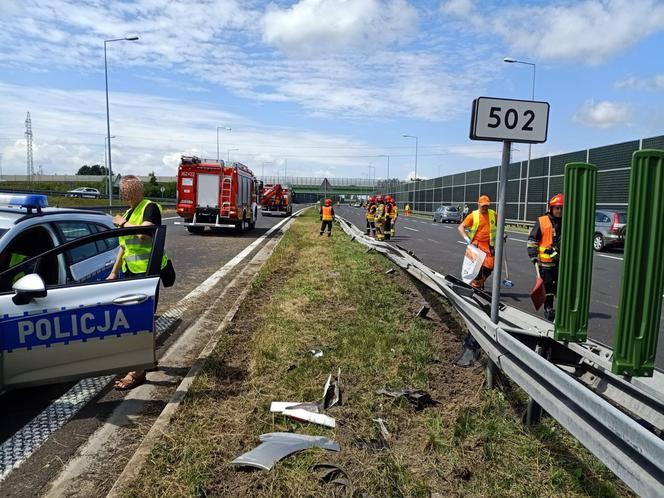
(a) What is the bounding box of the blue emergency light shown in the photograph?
[0,193,49,212]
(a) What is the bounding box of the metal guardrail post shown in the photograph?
[613,149,664,377]
[554,162,597,342]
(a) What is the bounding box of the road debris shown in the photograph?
[322,368,342,409]
[385,268,396,275]
[308,349,324,358]
[372,418,390,440]
[377,388,437,410]
[310,462,354,496]
[416,305,430,318]
[280,408,336,428]
[231,433,341,471]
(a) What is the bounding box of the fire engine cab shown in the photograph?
[176,156,259,233]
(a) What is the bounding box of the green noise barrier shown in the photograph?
[554,162,597,342]
[613,149,664,377]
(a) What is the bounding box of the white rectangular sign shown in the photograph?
[470,97,549,143]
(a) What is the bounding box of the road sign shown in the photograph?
[160,186,165,195]
[470,97,549,143]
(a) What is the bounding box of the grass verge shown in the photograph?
[125,208,633,497]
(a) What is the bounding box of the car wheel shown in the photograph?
[593,233,604,252]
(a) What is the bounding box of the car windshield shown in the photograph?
[446,207,458,212]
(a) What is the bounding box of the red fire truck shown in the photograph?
[176,156,259,233]
[260,183,293,216]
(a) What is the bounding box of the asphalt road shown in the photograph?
[337,206,664,367]
[0,208,299,492]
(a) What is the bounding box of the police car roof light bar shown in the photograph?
[0,193,49,213]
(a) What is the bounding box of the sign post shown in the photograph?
[469,96,550,324]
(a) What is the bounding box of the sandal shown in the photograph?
[114,371,146,391]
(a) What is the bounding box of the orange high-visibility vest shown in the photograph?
[322,206,334,221]
[538,215,556,264]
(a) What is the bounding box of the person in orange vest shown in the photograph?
[320,198,335,237]
[404,203,411,217]
[527,193,563,321]
[366,196,376,237]
[390,200,398,238]
[457,195,497,290]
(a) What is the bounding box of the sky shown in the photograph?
[0,0,662,180]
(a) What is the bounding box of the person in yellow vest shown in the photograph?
[374,195,386,241]
[527,193,563,321]
[457,195,497,290]
[383,195,393,240]
[108,175,169,390]
[0,251,28,291]
[365,196,376,237]
[390,200,398,238]
[320,198,335,237]
[404,203,411,217]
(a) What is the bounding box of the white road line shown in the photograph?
[0,209,303,483]
[597,254,624,261]
[427,238,438,244]
[457,241,467,245]
[403,227,419,232]
[162,216,179,220]
[508,238,527,243]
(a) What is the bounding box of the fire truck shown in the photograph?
[260,183,293,216]
[176,156,259,233]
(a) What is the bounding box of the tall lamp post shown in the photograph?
[217,126,231,162]
[104,135,116,199]
[227,148,239,163]
[402,134,418,181]
[504,57,536,218]
[105,36,139,206]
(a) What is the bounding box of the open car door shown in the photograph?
[0,226,166,391]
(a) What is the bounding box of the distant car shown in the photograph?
[433,206,462,223]
[66,187,101,199]
[593,209,627,251]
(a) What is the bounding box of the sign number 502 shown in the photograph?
[470,97,549,143]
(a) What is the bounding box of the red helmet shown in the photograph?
[549,193,563,207]
[369,196,375,202]
[385,195,392,203]
[325,198,332,206]
[376,195,383,202]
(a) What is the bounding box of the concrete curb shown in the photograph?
[104,215,298,498]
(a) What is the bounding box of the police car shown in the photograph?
[0,194,165,392]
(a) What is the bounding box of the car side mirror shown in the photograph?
[12,273,47,305]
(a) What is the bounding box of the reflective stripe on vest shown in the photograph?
[322,206,333,221]
[468,209,496,247]
[118,199,168,274]
[538,214,556,263]
[391,205,398,219]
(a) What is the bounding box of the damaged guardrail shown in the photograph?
[336,215,664,498]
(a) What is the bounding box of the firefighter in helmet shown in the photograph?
[390,199,398,238]
[366,196,376,237]
[374,195,386,241]
[384,195,393,240]
[320,198,335,237]
[527,193,563,321]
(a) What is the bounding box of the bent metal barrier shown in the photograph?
[336,215,664,498]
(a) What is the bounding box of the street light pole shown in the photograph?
[105,35,139,206]
[402,134,418,181]
[216,126,231,162]
[504,57,536,219]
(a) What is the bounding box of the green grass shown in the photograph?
[124,209,633,498]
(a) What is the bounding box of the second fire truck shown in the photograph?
[176,156,259,233]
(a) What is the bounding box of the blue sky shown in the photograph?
[0,0,662,180]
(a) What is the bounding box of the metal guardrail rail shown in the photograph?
[336,215,664,498]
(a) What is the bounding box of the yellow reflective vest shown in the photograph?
[119,199,168,274]
[468,209,497,247]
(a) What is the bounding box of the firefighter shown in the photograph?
[390,200,398,238]
[366,196,376,236]
[384,195,393,240]
[457,195,497,290]
[527,193,563,322]
[320,198,335,237]
[374,195,386,241]
[404,203,411,217]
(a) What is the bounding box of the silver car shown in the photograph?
[593,209,627,251]
[67,187,101,199]
[0,194,164,391]
[433,206,462,223]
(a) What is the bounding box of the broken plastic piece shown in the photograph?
[231,433,340,471]
[270,401,319,413]
[280,408,335,428]
[309,349,324,358]
[416,305,430,318]
[322,368,342,409]
[372,418,390,440]
[454,334,481,368]
[385,268,396,275]
[311,462,354,496]
[377,388,437,410]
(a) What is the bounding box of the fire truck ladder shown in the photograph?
[220,172,232,217]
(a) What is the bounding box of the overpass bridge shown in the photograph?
[259,176,377,202]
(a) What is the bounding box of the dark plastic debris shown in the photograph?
[311,462,354,496]
[385,268,396,275]
[377,388,437,410]
[454,334,481,367]
[416,305,430,318]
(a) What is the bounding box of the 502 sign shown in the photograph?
[470,97,549,143]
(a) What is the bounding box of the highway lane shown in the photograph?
[337,206,664,367]
[0,208,299,493]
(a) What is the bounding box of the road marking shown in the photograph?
[427,238,438,244]
[0,210,303,483]
[457,241,467,245]
[508,238,527,243]
[403,227,419,232]
[162,216,179,220]
[597,254,623,261]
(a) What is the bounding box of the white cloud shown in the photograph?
[573,100,632,128]
[440,0,473,16]
[616,74,664,91]
[262,0,417,56]
[0,83,377,177]
[444,0,664,65]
